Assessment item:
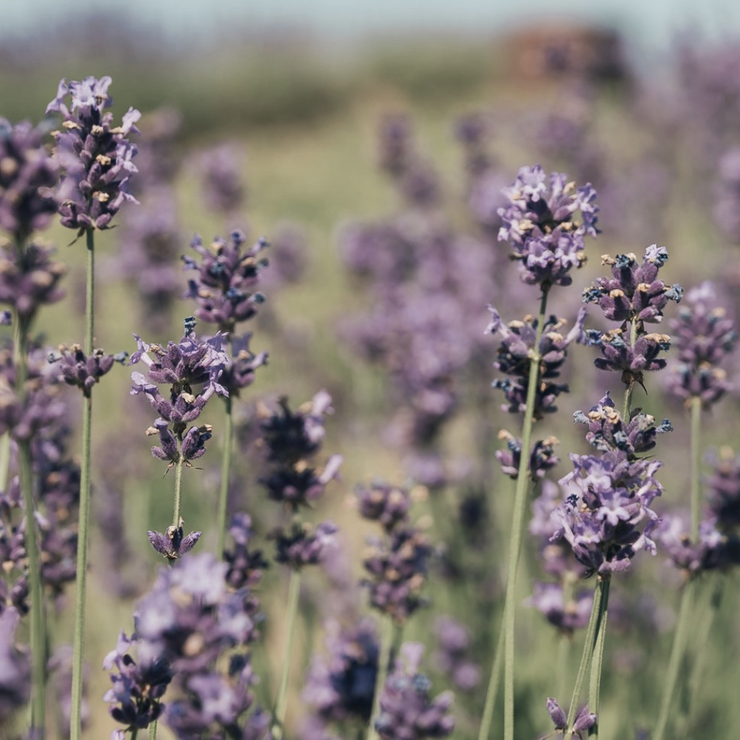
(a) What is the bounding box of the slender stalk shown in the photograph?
[623,318,638,420]
[70,228,96,740]
[689,396,702,542]
[0,433,11,491]
[216,393,234,556]
[367,613,394,740]
[586,577,611,739]
[148,719,157,740]
[171,450,184,529]
[477,620,504,740]
[273,567,302,740]
[565,576,603,730]
[653,581,694,740]
[500,285,550,740]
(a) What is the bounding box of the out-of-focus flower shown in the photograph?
[0,607,31,721]
[432,616,481,692]
[271,520,339,569]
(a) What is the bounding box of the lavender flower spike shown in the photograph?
[497,164,599,287]
[47,76,141,233]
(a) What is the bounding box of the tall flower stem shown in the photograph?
[586,576,611,739]
[565,575,608,730]
[367,613,393,740]
[500,285,550,740]
[654,394,703,740]
[273,566,302,740]
[216,393,233,556]
[172,449,184,529]
[70,228,96,740]
[477,615,505,740]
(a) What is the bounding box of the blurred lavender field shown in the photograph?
[2,13,740,740]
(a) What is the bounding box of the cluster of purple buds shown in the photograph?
[583,246,683,388]
[551,395,667,576]
[497,164,599,288]
[302,618,379,726]
[356,482,411,533]
[46,75,140,234]
[270,520,339,569]
[129,320,228,461]
[432,616,481,692]
[49,343,126,398]
[217,333,268,398]
[528,481,592,634]
[0,242,65,323]
[545,697,596,739]
[147,516,202,561]
[707,448,740,530]
[105,552,265,738]
[183,230,268,334]
[374,642,454,740]
[495,429,560,481]
[257,391,342,512]
[0,118,59,243]
[223,513,268,589]
[0,607,31,723]
[361,523,432,625]
[197,141,247,217]
[486,306,586,418]
[665,281,737,407]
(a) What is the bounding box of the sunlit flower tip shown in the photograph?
[148,521,202,560]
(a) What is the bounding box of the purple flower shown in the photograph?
[147,519,202,561]
[656,512,731,575]
[197,141,247,216]
[707,447,740,530]
[486,306,586,417]
[182,230,268,334]
[495,430,560,480]
[46,76,140,233]
[49,343,124,397]
[497,164,598,287]
[0,118,59,242]
[271,520,339,569]
[356,482,411,533]
[526,582,593,635]
[217,333,268,397]
[0,242,65,322]
[546,697,596,738]
[223,513,268,590]
[374,643,454,740]
[362,526,432,624]
[665,281,737,407]
[303,618,379,724]
[432,616,481,692]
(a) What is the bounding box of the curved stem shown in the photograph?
[367,614,394,740]
[586,576,611,739]
[565,576,602,729]
[216,393,234,557]
[70,228,96,740]
[501,286,550,740]
[477,617,505,740]
[273,567,302,740]
[653,581,694,740]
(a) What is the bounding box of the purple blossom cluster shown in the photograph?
[545,697,596,739]
[374,642,454,740]
[0,118,59,243]
[50,343,126,398]
[583,246,682,388]
[497,164,599,287]
[302,618,379,729]
[664,281,737,407]
[495,430,560,481]
[358,482,432,624]
[485,306,586,418]
[46,75,140,233]
[551,394,668,576]
[197,141,247,218]
[0,607,31,722]
[104,552,267,740]
[432,616,481,692]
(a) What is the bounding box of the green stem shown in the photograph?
[0,433,11,491]
[477,619,505,740]
[148,719,158,740]
[273,567,302,740]
[501,286,550,740]
[586,576,611,739]
[20,439,46,733]
[689,397,702,542]
[70,229,95,740]
[565,577,603,730]
[367,614,394,740]
[216,393,234,557]
[172,450,184,529]
[653,580,694,740]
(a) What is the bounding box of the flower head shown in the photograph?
[497,164,598,287]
